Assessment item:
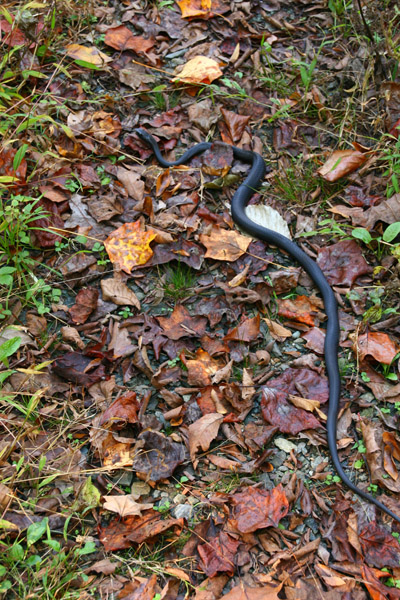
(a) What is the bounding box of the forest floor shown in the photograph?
[1,0,400,598]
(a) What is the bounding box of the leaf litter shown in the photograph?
[2,0,400,598]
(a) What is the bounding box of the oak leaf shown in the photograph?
[103,495,153,517]
[101,276,141,309]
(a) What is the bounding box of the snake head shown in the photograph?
[135,128,153,143]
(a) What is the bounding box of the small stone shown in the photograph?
[274,438,297,453]
[131,481,151,499]
[173,493,186,504]
[172,504,193,520]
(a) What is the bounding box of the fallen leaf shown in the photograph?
[131,431,186,481]
[177,0,228,19]
[99,391,140,427]
[104,221,157,273]
[359,521,400,568]
[101,276,141,309]
[103,495,153,517]
[224,314,260,343]
[230,485,289,532]
[99,511,183,550]
[188,413,224,463]
[52,352,106,387]
[69,287,99,324]
[277,295,321,326]
[183,349,222,386]
[221,583,282,600]
[263,318,292,341]
[198,531,239,577]
[174,55,222,84]
[318,150,367,182]
[104,25,154,53]
[354,331,399,364]
[157,305,207,340]
[200,228,251,262]
[65,43,112,66]
[317,239,372,286]
[261,368,328,434]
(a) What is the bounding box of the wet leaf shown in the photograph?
[131,431,186,481]
[99,510,183,550]
[359,521,400,568]
[52,352,106,387]
[221,583,282,600]
[277,295,321,326]
[69,288,99,325]
[224,314,260,343]
[104,25,154,53]
[355,332,399,365]
[99,390,140,428]
[157,305,207,340]
[198,531,239,577]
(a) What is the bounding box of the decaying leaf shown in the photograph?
[188,413,224,463]
[103,495,153,517]
[230,485,289,532]
[65,44,112,66]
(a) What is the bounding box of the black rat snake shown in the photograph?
[136,127,400,525]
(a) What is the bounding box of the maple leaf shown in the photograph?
[104,220,157,273]
[103,495,153,517]
[230,485,289,532]
[354,331,399,365]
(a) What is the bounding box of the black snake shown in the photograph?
[136,127,400,525]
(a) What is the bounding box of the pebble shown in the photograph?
[173,493,186,504]
[172,504,194,520]
[269,450,286,468]
[274,438,297,453]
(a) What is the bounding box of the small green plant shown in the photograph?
[325,474,341,484]
[118,307,134,319]
[0,517,96,597]
[155,500,170,514]
[163,262,196,300]
[352,222,400,260]
[354,459,364,469]
[352,440,366,454]
[368,483,378,494]
[175,475,189,489]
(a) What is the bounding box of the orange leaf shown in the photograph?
[317,150,367,182]
[173,56,223,84]
[177,0,227,19]
[104,25,154,53]
[104,221,157,273]
[355,331,399,365]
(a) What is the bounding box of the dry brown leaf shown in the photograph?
[188,413,224,463]
[317,150,367,182]
[103,495,153,517]
[263,318,292,341]
[101,276,141,309]
[200,228,251,261]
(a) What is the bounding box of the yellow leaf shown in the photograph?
[104,220,157,274]
[173,55,222,84]
[65,44,112,66]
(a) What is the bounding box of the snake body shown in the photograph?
[136,127,400,524]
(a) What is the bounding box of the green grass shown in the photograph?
[162,262,196,300]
